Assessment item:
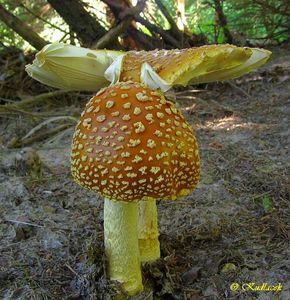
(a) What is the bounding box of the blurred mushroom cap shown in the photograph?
[26,43,271,92]
[118,44,271,90]
[26,43,123,91]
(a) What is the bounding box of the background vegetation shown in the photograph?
[0,0,289,52]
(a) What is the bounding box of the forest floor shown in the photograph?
[0,44,289,300]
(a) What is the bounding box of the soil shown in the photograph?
[0,44,289,300]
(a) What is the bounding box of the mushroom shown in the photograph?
[25,42,123,91]
[107,44,271,91]
[70,81,200,295]
[26,43,271,92]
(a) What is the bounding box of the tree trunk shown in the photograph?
[213,0,233,44]
[102,0,190,50]
[0,4,48,50]
[101,0,146,50]
[47,0,108,47]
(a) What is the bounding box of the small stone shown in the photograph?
[182,267,201,284]
[220,263,237,273]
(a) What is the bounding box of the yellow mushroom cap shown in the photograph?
[119,44,271,87]
[71,82,200,202]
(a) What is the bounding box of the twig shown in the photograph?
[101,0,145,19]
[65,263,79,276]
[155,0,182,39]
[7,123,73,148]
[0,242,23,251]
[0,105,46,119]
[94,0,146,49]
[6,219,44,228]
[252,191,272,200]
[8,90,71,108]
[20,3,68,34]
[0,96,16,103]
[0,90,72,118]
[136,16,180,48]
[22,116,77,140]
[227,81,253,100]
[181,103,197,112]
[0,108,76,120]
[175,89,206,94]
[93,18,132,49]
[0,3,48,50]
[21,124,73,146]
[118,0,146,20]
[0,90,74,119]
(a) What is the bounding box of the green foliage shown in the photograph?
[184,0,289,44]
[0,0,289,50]
[227,0,289,43]
[0,0,69,50]
[0,22,23,49]
[146,0,174,30]
[261,196,271,212]
[0,1,25,48]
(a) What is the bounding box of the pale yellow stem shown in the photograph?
[104,198,143,295]
[138,199,160,263]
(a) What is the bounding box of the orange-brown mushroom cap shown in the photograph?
[71,82,200,202]
[119,45,252,85]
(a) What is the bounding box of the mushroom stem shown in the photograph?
[104,198,143,295]
[138,199,160,262]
